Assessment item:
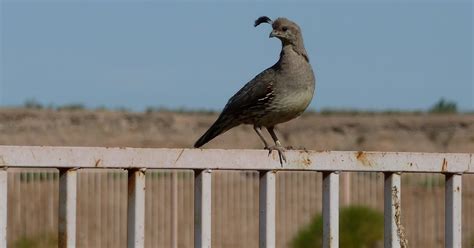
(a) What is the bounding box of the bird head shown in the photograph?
[254,16,303,46]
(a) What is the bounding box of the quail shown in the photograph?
[194,16,316,165]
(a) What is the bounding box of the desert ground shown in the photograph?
[1,108,473,152]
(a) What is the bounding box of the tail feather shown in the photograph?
[194,116,237,148]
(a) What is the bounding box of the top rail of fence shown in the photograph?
[0,146,472,173]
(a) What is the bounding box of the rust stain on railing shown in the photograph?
[95,159,102,167]
[355,151,374,167]
[441,158,448,172]
[298,150,312,167]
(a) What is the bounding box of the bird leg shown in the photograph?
[266,127,287,165]
[253,125,270,149]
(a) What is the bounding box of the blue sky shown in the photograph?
[1,0,472,111]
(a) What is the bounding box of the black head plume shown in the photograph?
[254,16,272,27]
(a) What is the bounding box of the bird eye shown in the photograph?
[282,26,288,32]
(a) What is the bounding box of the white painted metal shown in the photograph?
[323,171,339,248]
[259,170,276,248]
[0,146,471,173]
[0,169,7,248]
[445,173,462,248]
[127,169,146,248]
[0,146,471,247]
[195,170,212,248]
[59,169,78,248]
[384,172,407,248]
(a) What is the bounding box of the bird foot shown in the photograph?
[265,145,287,165]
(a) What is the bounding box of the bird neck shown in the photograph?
[280,42,309,64]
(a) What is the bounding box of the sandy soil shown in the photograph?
[1,108,473,153]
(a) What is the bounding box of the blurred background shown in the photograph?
[1,0,473,247]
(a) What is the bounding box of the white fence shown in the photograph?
[0,146,472,248]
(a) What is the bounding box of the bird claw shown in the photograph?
[265,145,287,166]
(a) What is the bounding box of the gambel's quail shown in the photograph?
[194,16,316,165]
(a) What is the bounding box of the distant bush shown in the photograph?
[145,106,164,114]
[23,99,43,109]
[94,105,108,111]
[429,98,457,113]
[291,206,383,248]
[57,104,85,111]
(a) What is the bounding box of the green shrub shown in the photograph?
[23,99,43,109]
[291,206,383,248]
[429,98,457,113]
[13,233,57,248]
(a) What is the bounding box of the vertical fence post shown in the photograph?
[171,171,179,248]
[384,172,406,248]
[127,169,146,248]
[0,169,7,248]
[59,169,78,248]
[195,169,212,248]
[445,173,462,248]
[259,170,276,248]
[323,171,339,248]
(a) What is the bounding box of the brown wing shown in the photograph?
[222,68,276,121]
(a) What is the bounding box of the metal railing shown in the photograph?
[0,146,472,248]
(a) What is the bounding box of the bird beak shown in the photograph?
[269,30,277,38]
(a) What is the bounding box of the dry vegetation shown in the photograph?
[1,108,473,153]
